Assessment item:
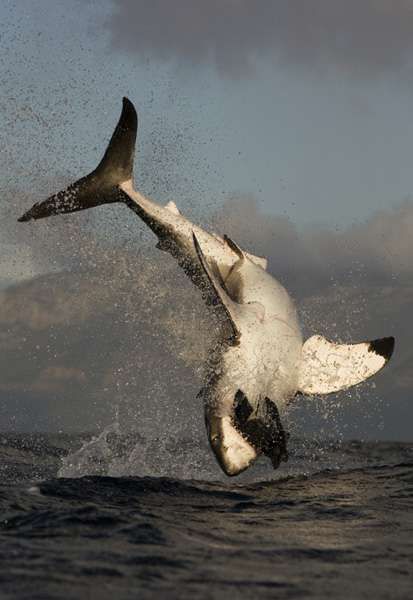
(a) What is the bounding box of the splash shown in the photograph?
[57,392,367,483]
[58,419,224,481]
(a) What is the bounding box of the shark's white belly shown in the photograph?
[213,272,303,417]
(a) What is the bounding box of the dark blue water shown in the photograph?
[0,433,412,599]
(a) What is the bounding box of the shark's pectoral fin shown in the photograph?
[192,232,242,345]
[297,334,395,395]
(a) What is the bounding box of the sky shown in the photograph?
[0,0,412,441]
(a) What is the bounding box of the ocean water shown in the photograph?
[0,432,412,600]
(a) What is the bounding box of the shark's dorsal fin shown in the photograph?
[224,234,244,260]
[192,232,241,344]
[297,335,395,395]
[223,235,268,271]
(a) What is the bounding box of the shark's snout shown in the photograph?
[206,414,257,477]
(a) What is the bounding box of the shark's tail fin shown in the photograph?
[18,97,137,222]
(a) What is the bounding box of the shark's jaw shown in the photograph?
[204,388,290,476]
[206,413,258,477]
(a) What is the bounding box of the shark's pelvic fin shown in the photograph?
[192,232,241,345]
[18,98,137,222]
[165,200,180,215]
[297,334,395,395]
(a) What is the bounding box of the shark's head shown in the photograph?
[203,385,289,477]
[205,410,258,477]
[200,378,258,477]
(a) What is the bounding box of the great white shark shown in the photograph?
[19,98,395,476]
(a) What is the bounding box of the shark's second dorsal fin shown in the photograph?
[165,200,180,215]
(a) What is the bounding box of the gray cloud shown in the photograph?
[108,0,413,78]
[212,197,413,296]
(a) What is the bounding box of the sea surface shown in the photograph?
[0,432,412,599]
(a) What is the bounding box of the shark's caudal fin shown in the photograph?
[297,334,395,395]
[18,98,137,222]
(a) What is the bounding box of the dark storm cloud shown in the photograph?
[108,0,413,77]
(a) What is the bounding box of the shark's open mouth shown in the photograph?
[233,390,289,469]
